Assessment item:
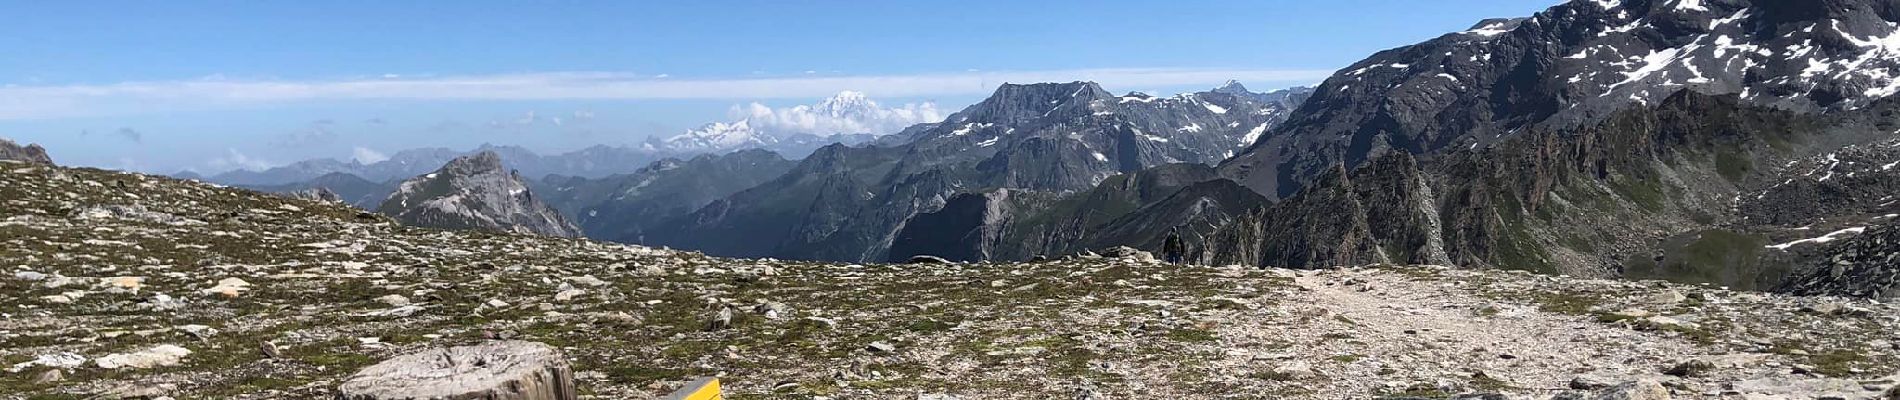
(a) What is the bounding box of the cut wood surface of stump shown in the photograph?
[336,340,576,400]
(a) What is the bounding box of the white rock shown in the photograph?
[95,345,192,369]
[376,294,411,307]
[6,352,86,373]
[564,275,608,287]
[202,277,251,298]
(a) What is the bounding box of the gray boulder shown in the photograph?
[336,340,575,400]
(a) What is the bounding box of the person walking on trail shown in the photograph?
[1163,228,1186,264]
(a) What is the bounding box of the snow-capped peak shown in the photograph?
[1215,80,1248,93]
[653,91,945,154]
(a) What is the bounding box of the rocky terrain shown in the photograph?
[375,151,582,238]
[3,159,1899,399]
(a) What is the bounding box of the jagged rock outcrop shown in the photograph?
[376,151,581,237]
[657,81,1311,262]
[0,138,52,165]
[889,163,1264,262]
[1205,152,1446,268]
[1224,0,1900,198]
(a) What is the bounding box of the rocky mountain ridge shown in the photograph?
[653,81,1315,262]
[0,138,52,165]
[374,151,582,238]
[1223,0,1900,198]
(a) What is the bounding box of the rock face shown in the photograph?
[1199,91,1900,281]
[1223,0,1900,198]
[656,81,1312,262]
[0,138,52,165]
[888,163,1264,262]
[336,341,575,400]
[535,149,797,244]
[376,151,582,238]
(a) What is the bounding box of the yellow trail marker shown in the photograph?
[664,377,722,400]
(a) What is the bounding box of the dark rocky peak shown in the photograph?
[1212,80,1251,96]
[948,81,1114,126]
[1222,0,1900,198]
[0,138,53,165]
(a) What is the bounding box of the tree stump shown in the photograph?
[336,340,576,400]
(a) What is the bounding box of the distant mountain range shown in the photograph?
[198,91,930,188]
[646,81,1314,261]
[156,0,1900,302]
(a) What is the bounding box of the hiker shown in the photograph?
[1163,228,1186,264]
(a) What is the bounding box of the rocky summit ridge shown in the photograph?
[0,138,52,165]
[1,158,1897,399]
[374,151,582,238]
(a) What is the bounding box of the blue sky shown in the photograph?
[0,0,1556,173]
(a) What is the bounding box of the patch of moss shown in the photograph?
[1166,328,1218,343]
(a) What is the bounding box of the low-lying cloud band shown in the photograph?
[0,67,1332,120]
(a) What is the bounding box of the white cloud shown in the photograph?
[352,146,388,164]
[207,148,273,172]
[0,68,1334,120]
[729,91,943,136]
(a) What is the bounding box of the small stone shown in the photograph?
[261,341,282,359]
[1664,358,1715,377]
[755,302,790,320]
[202,277,251,298]
[564,275,609,287]
[553,289,585,302]
[486,299,510,308]
[1645,290,1686,305]
[707,306,733,331]
[1588,380,1672,400]
[13,270,47,281]
[1569,373,1617,390]
[376,294,411,307]
[32,368,62,384]
[907,255,953,264]
[1270,361,1316,380]
[867,341,897,353]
